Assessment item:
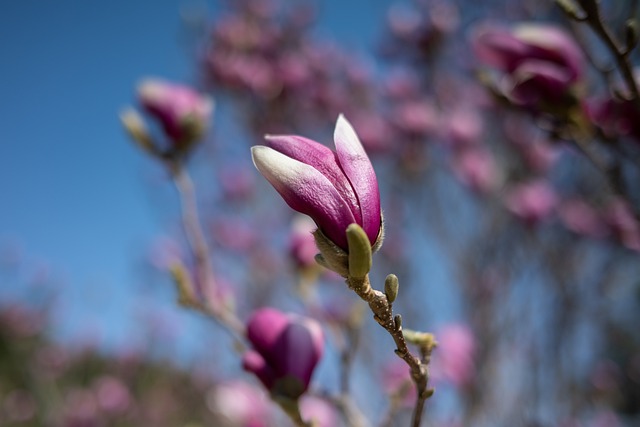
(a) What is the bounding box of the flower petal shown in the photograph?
[264,134,361,224]
[333,115,381,245]
[272,321,323,389]
[242,350,277,390]
[246,308,290,357]
[252,145,356,249]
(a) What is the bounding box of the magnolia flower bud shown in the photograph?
[242,308,324,400]
[251,115,383,253]
[136,78,213,152]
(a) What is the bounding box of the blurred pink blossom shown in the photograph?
[505,180,558,225]
[300,396,340,427]
[473,23,584,108]
[382,359,416,407]
[431,323,476,388]
[604,198,640,251]
[212,217,257,252]
[392,100,438,136]
[94,376,131,415]
[207,380,271,427]
[442,108,484,147]
[288,215,318,269]
[219,165,256,201]
[451,148,499,194]
[559,199,608,239]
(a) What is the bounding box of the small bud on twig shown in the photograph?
[120,108,157,155]
[394,314,402,330]
[403,329,437,352]
[384,274,399,303]
[169,262,198,307]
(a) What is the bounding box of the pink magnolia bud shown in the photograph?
[242,308,324,399]
[473,23,584,107]
[251,115,382,251]
[138,78,213,148]
[587,92,640,144]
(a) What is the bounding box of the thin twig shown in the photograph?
[577,0,640,104]
[169,162,245,339]
[346,275,432,427]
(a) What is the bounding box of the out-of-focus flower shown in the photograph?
[473,23,584,108]
[138,79,213,144]
[559,199,608,239]
[122,78,213,155]
[604,198,640,251]
[392,99,438,137]
[219,165,256,201]
[382,359,416,407]
[300,396,339,427]
[451,147,499,194]
[431,323,476,388]
[251,115,382,252]
[349,111,396,153]
[505,180,558,225]
[588,92,640,144]
[242,308,324,399]
[207,380,271,427]
[442,108,484,147]
[94,376,131,415]
[211,217,257,252]
[289,215,319,269]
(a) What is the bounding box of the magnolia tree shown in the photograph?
[117,0,640,426]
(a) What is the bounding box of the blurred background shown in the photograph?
[2,0,640,426]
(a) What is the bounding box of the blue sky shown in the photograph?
[0,0,213,352]
[0,0,391,355]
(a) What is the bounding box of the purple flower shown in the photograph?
[242,308,324,399]
[473,23,584,107]
[137,78,213,147]
[251,115,382,251]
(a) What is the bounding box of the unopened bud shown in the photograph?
[169,262,198,307]
[120,108,156,155]
[403,329,437,351]
[346,224,372,278]
[384,274,399,303]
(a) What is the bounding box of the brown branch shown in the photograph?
[576,0,640,104]
[346,275,433,427]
